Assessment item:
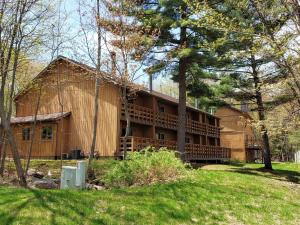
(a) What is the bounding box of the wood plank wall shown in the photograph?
[5,122,59,158]
[215,107,255,161]
[15,60,120,157]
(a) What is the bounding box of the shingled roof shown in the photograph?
[0,112,71,125]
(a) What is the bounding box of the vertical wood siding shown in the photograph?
[215,107,255,161]
[15,61,120,157]
[6,123,58,158]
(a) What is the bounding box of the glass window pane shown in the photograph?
[41,126,52,140]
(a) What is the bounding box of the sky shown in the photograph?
[33,0,177,93]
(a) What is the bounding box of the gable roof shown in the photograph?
[14,56,121,100]
[15,55,219,119]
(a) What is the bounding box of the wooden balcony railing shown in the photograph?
[120,136,231,160]
[245,138,262,149]
[121,103,220,137]
[156,112,178,129]
[124,103,154,125]
[185,144,231,160]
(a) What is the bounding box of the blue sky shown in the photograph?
[34,0,177,93]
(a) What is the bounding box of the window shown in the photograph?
[41,126,52,140]
[22,128,30,141]
[185,137,190,143]
[156,132,165,140]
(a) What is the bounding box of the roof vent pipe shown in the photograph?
[110,51,116,76]
[149,74,153,92]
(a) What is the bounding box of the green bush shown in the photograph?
[103,148,188,187]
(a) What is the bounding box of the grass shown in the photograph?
[3,159,117,180]
[0,162,299,225]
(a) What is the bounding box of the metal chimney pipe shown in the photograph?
[110,51,116,75]
[149,74,153,92]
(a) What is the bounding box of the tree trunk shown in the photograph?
[122,88,130,159]
[25,84,42,175]
[251,55,272,170]
[177,25,187,161]
[0,146,6,177]
[56,70,65,169]
[89,77,100,166]
[0,119,27,186]
[259,114,272,169]
[0,132,6,176]
[88,0,101,170]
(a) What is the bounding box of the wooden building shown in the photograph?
[215,105,262,162]
[3,56,231,161]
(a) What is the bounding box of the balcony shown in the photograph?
[119,136,231,161]
[121,103,220,137]
[245,137,262,149]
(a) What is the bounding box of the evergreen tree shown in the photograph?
[201,0,289,169]
[128,0,232,158]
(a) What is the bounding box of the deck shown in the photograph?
[121,103,220,137]
[245,137,262,149]
[119,136,231,161]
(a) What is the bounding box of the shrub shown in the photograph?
[103,148,188,187]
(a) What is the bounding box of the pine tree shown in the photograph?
[125,0,232,159]
[206,0,290,169]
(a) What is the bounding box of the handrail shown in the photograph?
[121,103,219,137]
[120,136,231,160]
[245,137,262,148]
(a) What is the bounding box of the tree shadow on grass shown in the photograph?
[228,167,300,184]
[192,161,245,169]
[0,196,33,225]
[29,189,94,225]
[0,187,97,225]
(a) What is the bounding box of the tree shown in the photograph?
[98,0,154,159]
[76,0,104,171]
[0,0,53,187]
[126,0,231,160]
[25,0,72,174]
[250,0,300,108]
[86,0,102,170]
[201,0,291,169]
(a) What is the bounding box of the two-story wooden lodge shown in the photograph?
[4,56,231,161]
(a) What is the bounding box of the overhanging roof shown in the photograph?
[1,112,71,125]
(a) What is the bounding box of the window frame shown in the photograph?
[22,127,31,141]
[156,132,165,140]
[41,126,53,140]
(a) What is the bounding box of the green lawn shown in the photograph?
[0,162,299,225]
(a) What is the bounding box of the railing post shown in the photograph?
[131,136,134,151]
